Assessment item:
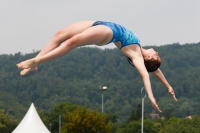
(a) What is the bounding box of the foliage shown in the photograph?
[160,116,200,133]
[116,119,159,133]
[128,104,143,122]
[0,109,17,133]
[38,102,78,133]
[62,106,114,133]
[117,115,200,133]
[1,42,200,124]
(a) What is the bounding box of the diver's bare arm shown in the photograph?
[153,68,171,88]
[132,57,162,112]
[153,68,177,101]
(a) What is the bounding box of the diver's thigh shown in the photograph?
[57,21,95,41]
[77,25,113,46]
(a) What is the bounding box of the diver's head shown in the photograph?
[142,48,161,72]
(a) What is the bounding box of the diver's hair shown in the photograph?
[126,57,161,72]
[144,57,161,72]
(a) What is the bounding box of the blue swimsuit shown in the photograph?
[92,21,141,49]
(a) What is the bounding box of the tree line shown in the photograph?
[0,42,200,127]
[1,102,200,133]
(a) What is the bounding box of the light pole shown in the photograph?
[141,87,146,133]
[49,123,52,132]
[99,86,107,113]
[59,115,61,133]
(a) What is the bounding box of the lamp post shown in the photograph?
[141,87,146,133]
[49,123,52,132]
[59,115,61,133]
[99,86,107,113]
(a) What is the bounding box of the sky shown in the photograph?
[0,0,200,54]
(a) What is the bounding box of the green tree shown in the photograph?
[0,109,17,133]
[128,104,143,122]
[38,102,79,133]
[163,108,173,120]
[116,119,159,133]
[62,106,114,133]
[160,116,200,133]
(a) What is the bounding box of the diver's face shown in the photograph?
[145,48,159,60]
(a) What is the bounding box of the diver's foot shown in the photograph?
[20,67,38,76]
[16,58,38,69]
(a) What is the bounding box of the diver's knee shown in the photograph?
[53,30,66,43]
[64,36,81,49]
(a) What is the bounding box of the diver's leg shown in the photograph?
[18,21,94,74]
[18,25,113,75]
[36,21,95,57]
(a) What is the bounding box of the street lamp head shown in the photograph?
[103,86,107,90]
[99,86,107,113]
[98,86,107,91]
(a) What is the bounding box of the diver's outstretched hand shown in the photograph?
[168,87,177,101]
[150,98,162,113]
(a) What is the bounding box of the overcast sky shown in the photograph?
[1,0,200,54]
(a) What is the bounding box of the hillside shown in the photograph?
[0,42,200,122]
